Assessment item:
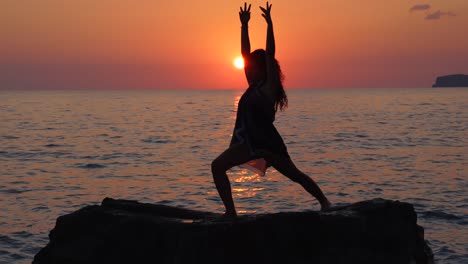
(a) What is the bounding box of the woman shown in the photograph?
[211,2,331,217]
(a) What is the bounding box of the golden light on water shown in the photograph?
[233,57,244,69]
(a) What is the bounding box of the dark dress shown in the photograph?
[229,82,290,175]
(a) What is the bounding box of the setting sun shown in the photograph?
[234,57,244,69]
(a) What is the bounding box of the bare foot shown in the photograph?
[222,211,237,219]
[320,199,332,212]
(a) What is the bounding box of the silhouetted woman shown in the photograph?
[212,2,331,217]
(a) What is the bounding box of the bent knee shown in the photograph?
[211,158,226,174]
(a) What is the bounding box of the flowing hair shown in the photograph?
[248,49,288,113]
[274,59,288,112]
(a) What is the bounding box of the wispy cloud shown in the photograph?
[409,4,431,12]
[409,4,456,21]
[425,10,456,20]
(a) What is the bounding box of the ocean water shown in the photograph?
[0,88,467,263]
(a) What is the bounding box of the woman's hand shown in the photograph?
[260,2,272,24]
[239,2,251,25]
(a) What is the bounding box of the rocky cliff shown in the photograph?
[33,198,433,264]
[433,74,468,87]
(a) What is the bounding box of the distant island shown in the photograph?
[432,74,468,87]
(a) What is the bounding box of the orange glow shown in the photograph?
[234,57,244,69]
[1,1,467,89]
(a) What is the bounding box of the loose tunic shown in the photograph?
[229,82,289,176]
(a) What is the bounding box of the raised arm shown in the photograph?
[260,2,280,100]
[239,3,251,57]
[261,2,275,56]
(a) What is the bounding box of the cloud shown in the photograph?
[409,4,431,12]
[425,10,456,20]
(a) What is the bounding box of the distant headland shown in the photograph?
[432,74,468,87]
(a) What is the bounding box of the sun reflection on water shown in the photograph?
[233,173,263,183]
[232,187,263,199]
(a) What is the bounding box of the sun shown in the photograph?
[233,56,244,69]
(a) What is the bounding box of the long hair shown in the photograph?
[274,59,288,112]
[247,49,288,112]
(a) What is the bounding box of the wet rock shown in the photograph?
[33,198,433,264]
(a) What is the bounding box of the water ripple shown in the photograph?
[75,163,107,169]
[0,89,466,263]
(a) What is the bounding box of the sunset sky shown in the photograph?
[1,0,467,89]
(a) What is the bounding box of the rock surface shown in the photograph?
[33,198,433,264]
[432,74,468,87]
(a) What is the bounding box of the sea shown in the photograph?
[0,88,467,263]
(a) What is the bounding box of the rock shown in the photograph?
[432,74,468,87]
[33,198,433,264]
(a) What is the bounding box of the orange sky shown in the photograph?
[1,0,467,89]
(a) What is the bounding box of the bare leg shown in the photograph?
[265,152,331,211]
[211,144,252,217]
